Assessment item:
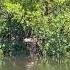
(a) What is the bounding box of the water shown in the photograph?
[0,56,70,70]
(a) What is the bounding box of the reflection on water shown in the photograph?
[0,56,70,70]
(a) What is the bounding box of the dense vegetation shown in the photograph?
[0,0,70,58]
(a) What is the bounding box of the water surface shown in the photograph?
[0,56,70,70]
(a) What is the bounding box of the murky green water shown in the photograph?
[0,56,70,70]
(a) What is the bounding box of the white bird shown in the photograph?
[24,38,33,42]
